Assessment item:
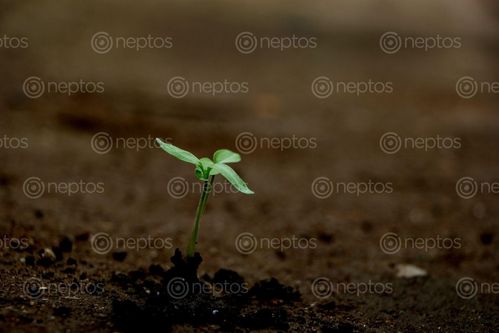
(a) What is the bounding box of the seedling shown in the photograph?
[156,139,254,257]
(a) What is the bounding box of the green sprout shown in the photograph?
[156,138,254,257]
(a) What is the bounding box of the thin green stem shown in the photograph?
[186,175,214,257]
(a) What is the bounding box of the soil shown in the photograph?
[1,224,498,332]
[1,1,499,332]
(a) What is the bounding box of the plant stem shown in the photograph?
[186,175,214,257]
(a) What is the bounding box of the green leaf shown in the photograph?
[198,157,214,169]
[211,163,254,194]
[195,158,217,180]
[156,139,200,165]
[213,149,241,164]
[195,165,206,181]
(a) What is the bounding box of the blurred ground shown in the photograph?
[1,0,499,332]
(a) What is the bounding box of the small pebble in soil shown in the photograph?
[480,232,493,245]
[0,174,9,186]
[53,306,71,317]
[24,255,35,266]
[40,248,56,260]
[51,246,64,261]
[396,264,427,278]
[112,251,128,262]
[274,250,286,260]
[37,248,56,267]
[361,220,373,233]
[33,209,44,219]
[67,257,77,266]
[318,232,334,243]
[75,232,90,242]
[59,237,73,252]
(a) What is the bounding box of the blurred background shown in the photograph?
[1,0,499,329]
